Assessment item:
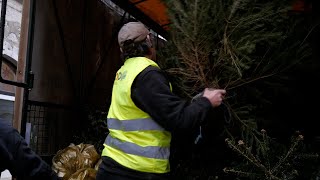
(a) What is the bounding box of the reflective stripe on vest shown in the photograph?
[104,135,170,159]
[107,118,165,131]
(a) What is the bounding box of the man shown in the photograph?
[0,119,59,179]
[96,21,226,180]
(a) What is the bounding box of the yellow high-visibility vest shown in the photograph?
[102,57,172,173]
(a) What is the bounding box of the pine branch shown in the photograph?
[271,135,304,174]
[225,139,282,180]
[223,167,259,178]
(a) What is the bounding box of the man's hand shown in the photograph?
[203,88,226,107]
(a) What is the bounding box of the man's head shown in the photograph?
[118,21,155,60]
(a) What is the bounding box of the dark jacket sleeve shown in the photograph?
[131,66,213,133]
[0,119,59,180]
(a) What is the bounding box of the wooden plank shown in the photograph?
[13,0,30,131]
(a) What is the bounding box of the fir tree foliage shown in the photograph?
[160,0,310,96]
[159,0,313,145]
[158,0,315,179]
[224,131,313,180]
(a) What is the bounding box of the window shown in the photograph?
[0,94,14,124]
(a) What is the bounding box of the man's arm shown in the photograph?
[0,120,59,179]
[131,66,213,133]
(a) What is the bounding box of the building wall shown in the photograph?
[0,60,16,94]
[0,0,22,61]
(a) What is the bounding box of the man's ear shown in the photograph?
[146,35,153,48]
[120,47,123,53]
